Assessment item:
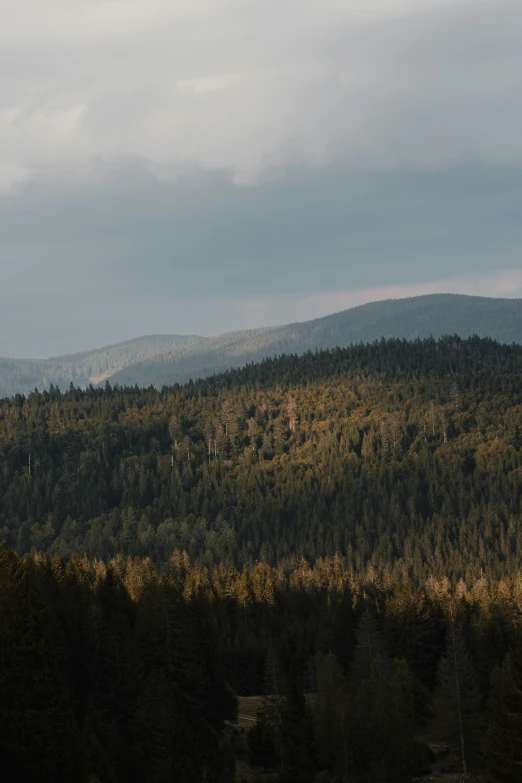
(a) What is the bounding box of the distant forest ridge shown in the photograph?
[1,292,521,398]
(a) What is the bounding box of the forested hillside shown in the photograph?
[1,335,522,579]
[2,293,522,397]
[109,293,522,389]
[3,336,522,782]
[0,334,203,398]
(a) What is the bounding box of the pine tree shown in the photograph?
[262,649,287,767]
[349,610,418,782]
[247,709,279,772]
[133,670,199,783]
[287,396,298,433]
[432,620,483,776]
[278,677,316,782]
[313,652,351,781]
[488,645,522,782]
[0,543,81,782]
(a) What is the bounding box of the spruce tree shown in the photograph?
[488,645,522,782]
[431,620,483,776]
[278,677,316,783]
[349,609,418,782]
[133,670,199,783]
[0,543,81,782]
[313,652,351,781]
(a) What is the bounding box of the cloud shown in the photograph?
[0,161,520,357]
[1,0,522,186]
[0,2,520,356]
[0,164,30,194]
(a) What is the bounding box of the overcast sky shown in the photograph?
[1,0,522,357]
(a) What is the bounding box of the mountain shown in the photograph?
[2,335,522,569]
[1,293,521,397]
[108,293,522,388]
[0,334,203,398]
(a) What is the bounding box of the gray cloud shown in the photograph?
[1,0,522,182]
[1,162,521,357]
[0,0,521,356]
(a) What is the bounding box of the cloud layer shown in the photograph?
[2,0,522,184]
[1,1,521,356]
[1,161,521,357]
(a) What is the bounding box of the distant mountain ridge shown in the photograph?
[1,293,521,397]
[0,335,203,398]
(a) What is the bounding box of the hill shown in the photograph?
[1,293,521,397]
[2,335,521,782]
[109,293,522,387]
[0,334,203,398]
[2,334,522,573]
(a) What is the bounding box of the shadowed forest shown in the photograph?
[1,336,522,781]
[2,545,522,781]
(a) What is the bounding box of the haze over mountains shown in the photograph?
[1,293,521,398]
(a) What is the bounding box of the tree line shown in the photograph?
[2,543,522,781]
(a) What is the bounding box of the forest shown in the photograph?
[1,336,522,577]
[1,335,522,781]
[3,293,522,398]
[2,544,522,781]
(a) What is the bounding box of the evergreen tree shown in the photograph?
[261,649,287,768]
[133,670,199,783]
[349,610,418,782]
[313,652,351,781]
[432,620,483,776]
[488,645,522,782]
[0,543,81,782]
[278,677,316,783]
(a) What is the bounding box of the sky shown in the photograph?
[1,0,522,358]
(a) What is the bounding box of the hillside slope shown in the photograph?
[0,334,203,398]
[1,293,521,397]
[3,338,516,783]
[2,335,522,573]
[110,293,522,387]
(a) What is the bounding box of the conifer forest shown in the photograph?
[2,336,522,781]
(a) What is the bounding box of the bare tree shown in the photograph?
[450,382,462,411]
[429,402,437,437]
[287,395,298,433]
[440,409,448,444]
[248,417,258,453]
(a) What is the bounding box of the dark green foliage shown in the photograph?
[2,336,522,780]
[488,645,522,782]
[432,620,483,776]
[348,611,419,782]
[0,543,81,782]
[2,541,522,780]
[133,670,200,783]
[278,678,316,782]
[0,544,236,782]
[1,337,522,583]
[313,652,351,781]
[248,711,280,772]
